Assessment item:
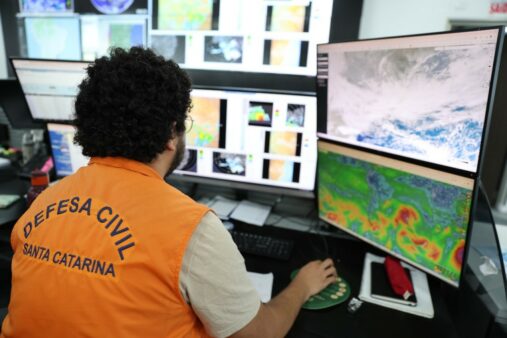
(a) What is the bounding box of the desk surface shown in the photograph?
[235,222,459,338]
[0,171,29,227]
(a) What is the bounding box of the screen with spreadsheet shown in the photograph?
[11,59,89,121]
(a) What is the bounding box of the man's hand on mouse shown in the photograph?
[292,258,337,301]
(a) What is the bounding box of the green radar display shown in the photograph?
[318,141,474,286]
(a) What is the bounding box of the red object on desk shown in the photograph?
[385,256,414,300]
[26,170,49,207]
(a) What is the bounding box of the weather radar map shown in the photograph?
[322,30,498,172]
[318,142,473,285]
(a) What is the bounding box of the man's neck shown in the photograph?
[147,153,170,178]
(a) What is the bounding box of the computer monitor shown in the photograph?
[19,0,73,13]
[10,58,89,122]
[0,79,44,129]
[318,140,475,286]
[317,28,501,173]
[21,16,82,60]
[81,14,148,61]
[47,123,88,177]
[45,87,317,197]
[174,87,317,197]
[151,0,334,76]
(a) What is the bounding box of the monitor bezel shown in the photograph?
[316,26,505,177]
[173,85,317,199]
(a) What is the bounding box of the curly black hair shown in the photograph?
[74,47,191,163]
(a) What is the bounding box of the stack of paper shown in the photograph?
[208,196,240,220]
[247,271,274,303]
[230,200,272,226]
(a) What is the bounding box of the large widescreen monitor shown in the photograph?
[175,88,317,195]
[45,87,318,197]
[318,141,474,286]
[151,0,333,76]
[317,28,501,173]
[10,59,89,121]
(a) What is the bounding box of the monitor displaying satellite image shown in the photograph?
[21,0,72,12]
[24,17,81,60]
[318,29,500,173]
[318,141,474,286]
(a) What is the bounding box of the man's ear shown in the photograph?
[166,137,177,151]
[166,122,178,151]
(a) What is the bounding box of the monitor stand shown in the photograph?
[358,252,434,318]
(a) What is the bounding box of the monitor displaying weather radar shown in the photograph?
[174,87,317,196]
[318,141,474,286]
[317,28,502,173]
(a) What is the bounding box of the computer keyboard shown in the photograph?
[230,230,294,260]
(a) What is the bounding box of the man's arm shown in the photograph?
[230,259,337,338]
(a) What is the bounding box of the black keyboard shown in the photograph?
[230,230,294,260]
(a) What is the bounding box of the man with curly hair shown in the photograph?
[1,48,337,338]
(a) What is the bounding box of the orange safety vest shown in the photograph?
[1,157,211,338]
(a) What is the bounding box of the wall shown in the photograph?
[359,0,507,39]
[0,9,7,78]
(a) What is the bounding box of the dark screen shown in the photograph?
[0,79,44,129]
